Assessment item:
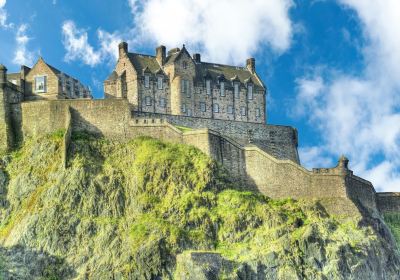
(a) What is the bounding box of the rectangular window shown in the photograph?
[187,108,192,116]
[227,105,233,114]
[181,79,190,97]
[247,84,253,100]
[160,98,166,108]
[145,96,152,106]
[35,76,47,93]
[144,75,150,88]
[181,104,186,113]
[234,83,239,99]
[255,108,261,117]
[200,102,206,112]
[206,80,211,95]
[213,103,219,113]
[220,82,225,96]
[240,107,247,116]
[157,76,163,90]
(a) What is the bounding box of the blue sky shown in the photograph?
[1,0,399,192]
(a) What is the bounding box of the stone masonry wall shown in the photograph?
[134,111,299,163]
[376,193,400,213]
[15,99,378,216]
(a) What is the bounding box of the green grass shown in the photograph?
[174,125,193,132]
[0,132,385,278]
[384,212,400,247]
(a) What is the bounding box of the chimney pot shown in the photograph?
[246,58,255,74]
[156,45,166,66]
[119,42,128,58]
[193,53,201,63]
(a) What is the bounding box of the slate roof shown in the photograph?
[127,49,264,88]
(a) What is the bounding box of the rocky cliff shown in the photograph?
[0,132,399,279]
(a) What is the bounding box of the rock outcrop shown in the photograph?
[0,132,399,279]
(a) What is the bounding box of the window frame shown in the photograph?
[157,76,163,90]
[240,106,247,116]
[213,103,219,113]
[227,105,233,114]
[200,102,206,112]
[34,75,47,93]
[220,82,225,97]
[181,103,187,113]
[206,79,211,95]
[255,108,261,117]
[247,84,253,100]
[160,97,166,108]
[145,96,152,106]
[144,75,150,88]
[234,82,240,99]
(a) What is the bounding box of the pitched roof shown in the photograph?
[127,49,264,88]
[128,53,163,74]
[106,71,118,81]
[195,62,263,87]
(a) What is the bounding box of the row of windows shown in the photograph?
[143,76,255,100]
[187,79,254,99]
[145,96,167,108]
[182,102,261,117]
[145,75,164,90]
[143,95,261,117]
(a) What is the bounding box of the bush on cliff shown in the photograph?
[0,132,399,279]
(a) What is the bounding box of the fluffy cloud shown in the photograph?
[13,24,34,66]
[0,0,8,27]
[62,20,122,67]
[295,1,400,192]
[129,0,294,64]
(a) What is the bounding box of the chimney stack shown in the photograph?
[119,42,128,58]
[246,58,255,74]
[156,45,166,66]
[0,64,7,84]
[193,53,201,63]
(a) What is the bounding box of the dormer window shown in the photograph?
[247,84,253,100]
[144,75,150,88]
[234,82,240,99]
[35,76,47,93]
[220,82,225,97]
[157,76,163,90]
[206,80,211,95]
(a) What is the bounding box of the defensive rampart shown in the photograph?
[1,98,381,216]
[376,193,400,213]
[134,111,300,163]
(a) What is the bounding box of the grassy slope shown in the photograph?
[0,132,397,279]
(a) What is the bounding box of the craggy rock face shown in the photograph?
[0,133,399,280]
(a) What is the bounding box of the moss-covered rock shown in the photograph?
[0,133,399,279]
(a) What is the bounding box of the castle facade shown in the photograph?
[6,57,92,100]
[104,42,266,124]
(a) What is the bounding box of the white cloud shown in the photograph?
[129,0,294,64]
[295,1,400,192]
[61,20,122,67]
[13,24,34,66]
[0,0,9,28]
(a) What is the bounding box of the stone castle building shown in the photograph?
[6,57,92,100]
[104,42,266,123]
[0,42,399,220]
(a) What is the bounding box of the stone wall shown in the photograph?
[134,111,299,163]
[376,193,400,213]
[12,99,380,216]
[20,99,131,140]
